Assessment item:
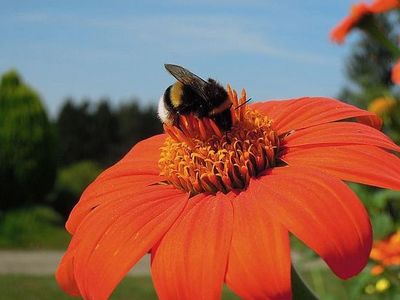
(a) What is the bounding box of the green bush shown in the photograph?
[0,206,69,249]
[50,160,102,219]
[0,70,57,211]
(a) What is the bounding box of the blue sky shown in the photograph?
[1,1,360,117]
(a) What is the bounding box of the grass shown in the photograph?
[298,267,400,300]
[0,267,396,299]
[1,257,399,299]
[1,270,398,300]
[0,275,240,300]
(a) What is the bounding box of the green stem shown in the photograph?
[292,265,319,300]
[359,15,400,59]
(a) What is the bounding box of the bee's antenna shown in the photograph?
[235,98,252,110]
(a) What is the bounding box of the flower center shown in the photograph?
[158,87,279,194]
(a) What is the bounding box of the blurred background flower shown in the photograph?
[370,230,400,275]
[368,96,396,116]
[391,60,400,84]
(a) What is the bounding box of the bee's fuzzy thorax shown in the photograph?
[170,82,184,108]
[161,64,234,132]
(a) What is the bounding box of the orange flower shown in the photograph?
[369,0,400,13]
[330,0,400,43]
[368,97,396,116]
[370,230,400,275]
[56,88,400,300]
[330,3,371,44]
[392,60,400,84]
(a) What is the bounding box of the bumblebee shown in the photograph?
[158,64,233,131]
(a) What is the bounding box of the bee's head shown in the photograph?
[213,109,232,132]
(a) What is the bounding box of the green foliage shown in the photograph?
[92,100,119,164]
[338,15,398,107]
[368,189,400,239]
[56,99,162,167]
[50,160,102,219]
[0,70,57,211]
[56,100,92,165]
[349,184,400,240]
[349,265,400,299]
[0,206,70,249]
[56,99,119,166]
[115,102,162,160]
[372,213,394,239]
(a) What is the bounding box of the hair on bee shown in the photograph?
[158,64,233,132]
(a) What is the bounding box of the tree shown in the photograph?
[56,98,163,167]
[115,101,163,160]
[0,70,57,210]
[56,100,93,166]
[91,100,119,166]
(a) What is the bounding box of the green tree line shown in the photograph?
[0,69,162,218]
[57,98,162,167]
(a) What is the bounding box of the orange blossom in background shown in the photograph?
[330,0,400,43]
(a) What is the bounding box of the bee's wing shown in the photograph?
[164,64,209,100]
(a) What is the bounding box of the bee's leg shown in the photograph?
[224,130,231,144]
[174,112,181,129]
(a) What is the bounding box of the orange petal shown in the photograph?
[355,115,383,129]
[120,133,167,163]
[330,3,371,44]
[66,173,161,234]
[66,134,167,233]
[283,122,400,152]
[281,145,400,190]
[225,191,291,300]
[93,133,167,181]
[369,0,400,13]
[250,166,372,279]
[250,97,381,135]
[392,60,400,84]
[97,133,167,180]
[56,184,187,300]
[151,193,234,300]
[56,245,80,296]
